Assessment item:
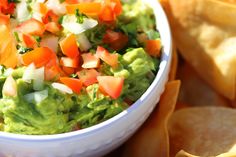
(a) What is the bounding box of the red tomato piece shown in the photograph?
[0,2,15,14]
[45,22,61,34]
[16,18,45,36]
[81,53,100,69]
[96,46,118,67]
[62,66,75,76]
[59,34,80,58]
[60,57,79,68]
[145,39,162,57]
[97,76,124,99]
[44,58,63,81]
[60,77,83,94]
[77,69,100,86]
[21,47,54,68]
[66,2,102,17]
[98,5,115,22]
[34,2,48,15]
[105,0,122,15]
[103,30,128,50]
[0,13,9,25]
[42,10,59,24]
[22,34,37,48]
[65,0,80,4]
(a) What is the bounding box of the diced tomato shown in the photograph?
[16,18,45,36]
[62,66,75,75]
[77,69,100,86]
[103,30,128,50]
[34,3,48,15]
[99,0,122,22]
[105,0,122,15]
[44,59,63,81]
[0,2,15,15]
[2,75,17,97]
[59,34,80,58]
[0,0,8,9]
[145,39,162,57]
[81,53,100,69]
[98,5,115,22]
[96,46,118,67]
[60,57,79,68]
[60,77,82,94]
[42,10,59,24]
[97,76,123,99]
[22,34,37,48]
[21,47,54,68]
[0,13,10,25]
[66,2,102,17]
[65,0,80,4]
[45,22,61,34]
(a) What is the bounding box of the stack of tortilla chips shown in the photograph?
[106,0,236,156]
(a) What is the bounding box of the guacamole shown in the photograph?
[0,0,161,135]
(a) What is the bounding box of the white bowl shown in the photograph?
[0,1,172,157]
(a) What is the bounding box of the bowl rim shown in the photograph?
[0,0,172,141]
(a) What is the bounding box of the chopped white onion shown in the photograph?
[51,83,73,94]
[62,15,98,34]
[22,63,36,83]
[46,0,66,15]
[3,68,14,77]
[40,35,59,53]
[16,1,30,22]
[32,12,43,22]
[33,67,45,91]
[76,33,92,51]
[2,75,17,97]
[24,89,48,104]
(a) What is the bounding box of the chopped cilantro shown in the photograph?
[13,32,21,42]
[75,9,88,24]
[70,73,78,78]
[16,45,33,54]
[58,16,64,24]
[34,36,42,43]
[8,0,20,3]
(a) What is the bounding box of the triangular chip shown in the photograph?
[169,107,236,156]
[177,61,230,107]
[165,0,236,99]
[122,80,181,157]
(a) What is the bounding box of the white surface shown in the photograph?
[0,0,172,156]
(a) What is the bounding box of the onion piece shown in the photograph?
[51,83,73,94]
[76,33,92,51]
[2,75,17,97]
[16,1,30,22]
[40,35,59,53]
[46,0,66,15]
[62,15,98,34]
[33,66,45,91]
[22,63,36,83]
[24,89,48,104]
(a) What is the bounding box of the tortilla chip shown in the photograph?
[177,61,230,107]
[169,107,236,156]
[231,100,236,108]
[217,0,236,4]
[165,0,236,100]
[169,46,178,81]
[175,150,236,157]
[175,150,199,157]
[122,80,181,157]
